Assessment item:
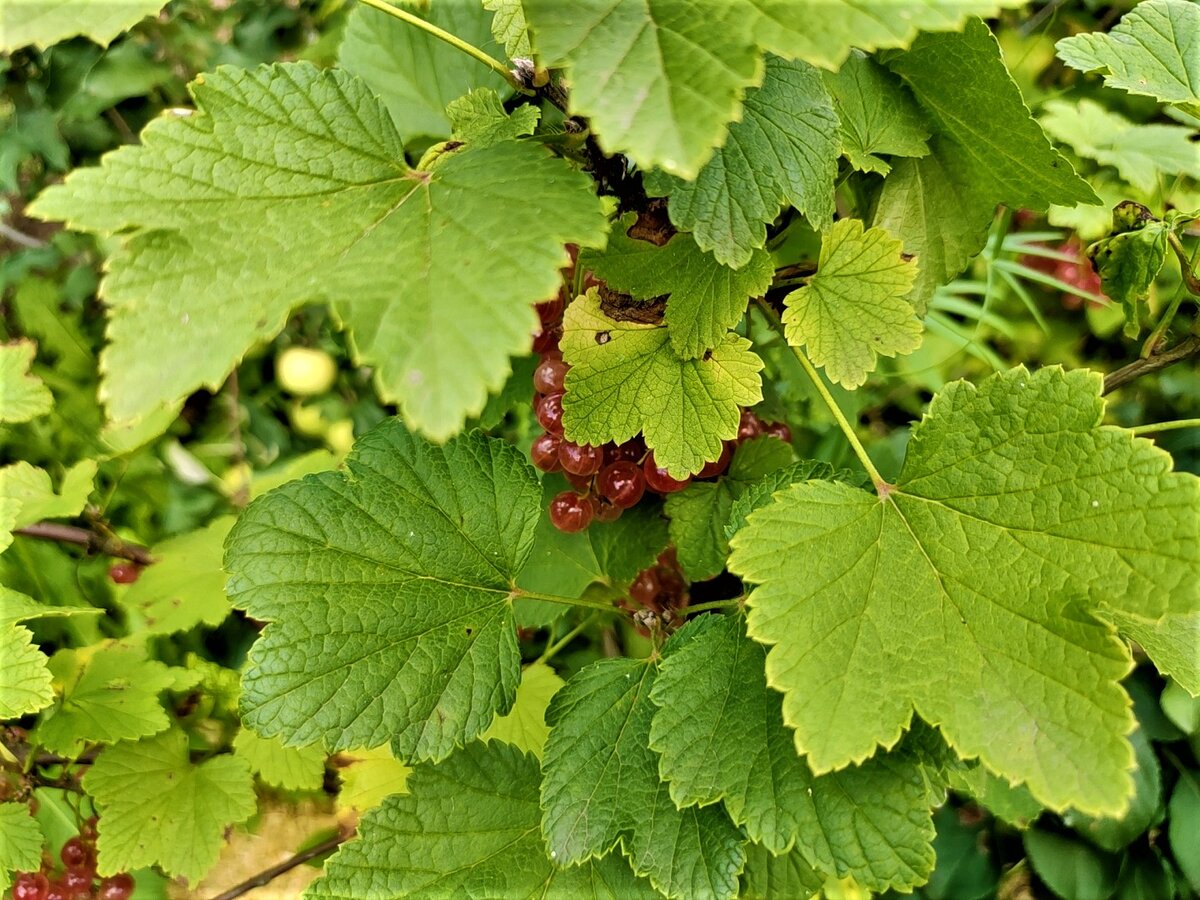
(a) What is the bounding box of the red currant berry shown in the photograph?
[11,873,49,900]
[532,326,560,355]
[764,421,792,443]
[536,296,564,326]
[597,461,645,509]
[535,393,565,435]
[539,347,563,363]
[605,436,646,464]
[697,442,733,479]
[549,492,594,533]
[643,455,690,494]
[533,357,570,395]
[108,563,140,585]
[594,500,623,523]
[530,432,563,472]
[629,569,660,607]
[737,409,763,442]
[61,868,92,898]
[43,883,67,900]
[97,875,134,900]
[563,469,593,491]
[59,838,88,870]
[559,441,604,477]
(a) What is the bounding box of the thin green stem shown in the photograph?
[1168,232,1200,297]
[680,598,743,617]
[513,589,615,612]
[1144,242,1200,356]
[356,0,526,93]
[539,612,600,663]
[1129,418,1200,436]
[754,299,888,492]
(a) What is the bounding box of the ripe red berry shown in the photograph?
[559,441,604,476]
[11,873,49,900]
[563,469,594,491]
[42,882,67,900]
[535,393,565,435]
[763,421,792,443]
[60,838,88,869]
[598,461,645,508]
[530,432,563,472]
[533,357,570,395]
[605,437,646,464]
[61,868,92,897]
[643,455,690,494]
[697,442,733,479]
[535,296,564,326]
[737,409,763,442]
[97,874,135,900]
[629,568,660,607]
[108,563,140,585]
[549,492,594,533]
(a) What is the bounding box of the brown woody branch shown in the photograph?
[12,522,154,565]
[208,827,354,900]
[1103,335,1200,395]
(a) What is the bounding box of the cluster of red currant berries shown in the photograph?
[530,293,791,533]
[10,820,134,900]
[621,548,689,635]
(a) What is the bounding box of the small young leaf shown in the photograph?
[561,289,763,478]
[35,645,174,756]
[1101,609,1200,696]
[646,55,839,268]
[0,461,95,530]
[0,342,52,424]
[541,656,746,899]
[446,88,540,149]
[335,746,411,815]
[729,366,1200,817]
[309,741,656,899]
[582,214,774,358]
[1087,221,1171,338]
[483,0,531,58]
[225,422,539,763]
[782,218,921,388]
[83,729,256,885]
[1056,0,1200,117]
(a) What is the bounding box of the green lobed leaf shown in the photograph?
[522,0,762,179]
[233,728,327,792]
[561,289,763,478]
[0,0,167,51]
[478,661,564,759]
[540,655,746,899]
[446,88,540,149]
[483,0,531,58]
[823,50,930,176]
[947,765,1043,828]
[118,516,232,635]
[581,213,774,358]
[0,460,95,530]
[782,218,921,389]
[646,55,839,269]
[1087,221,1171,338]
[225,421,540,763]
[744,0,1028,70]
[0,802,43,894]
[1102,609,1200,696]
[1056,0,1200,117]
[1041,99,1200,196]
[729,366,1200,817]
[83,729,256,885]
[649,615,945,891]
[339,1,512,144]
[35,645,174,756]
[0,341,52,423]
[308,741,656,899]
[873,19,1098,311]
[29,63,606,439]
[664,436,798,581]
[726,459,857,539]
